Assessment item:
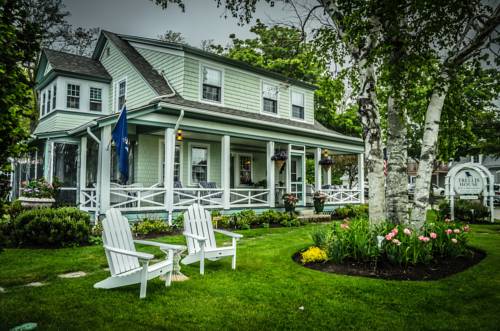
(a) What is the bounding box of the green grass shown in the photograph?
[1,223,500,330]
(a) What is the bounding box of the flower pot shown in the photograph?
[18,196,55,209]
[284,201,296,214]
[275,159,285,169]
[313,200,325,213]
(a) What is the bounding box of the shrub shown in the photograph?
[301,246,328,264]
[257,209,283,225]
[132,218,172,236]
[331,204,369,220]
[311,227,329,249]
[234,210,257,229]
[438,200,489,223]
[12,207,91,247]
[172,213,184,229]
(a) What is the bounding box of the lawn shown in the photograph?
[1,223,500,330]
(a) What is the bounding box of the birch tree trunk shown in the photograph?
[386,96,408,224]
[358,64,386,224]
[410,77,450,228]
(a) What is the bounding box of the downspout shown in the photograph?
[167,109,184,224]
[87,126,101,221]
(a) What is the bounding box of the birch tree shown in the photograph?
[410,3,500,227]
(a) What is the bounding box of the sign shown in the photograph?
[459,195,479,200]
[453,169,483,195]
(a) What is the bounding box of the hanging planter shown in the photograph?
[319,157,334,172]
[271,150,288,170]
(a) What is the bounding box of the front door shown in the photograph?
[290,153,305,205]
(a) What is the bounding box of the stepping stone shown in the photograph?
[58,271,87,279]
[26,282,45,287]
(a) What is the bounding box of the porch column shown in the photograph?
[164,128,175,224]
[221,135,231,209]
[314,147,322,191]
[358,153,365,203]
[79,136,87,206]
[100,126,112,212]
[266,141,275,207]
[286,144,292,193]
[326,151,332,187]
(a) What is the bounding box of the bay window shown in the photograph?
[66,84,80,109]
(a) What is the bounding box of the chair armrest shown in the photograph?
[104,245,154,260]
[213,229,243,239]
[134,240,186,251]
[183,232,207,242]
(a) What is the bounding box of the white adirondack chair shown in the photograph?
[182,203,243,275]
[94,209,185,298]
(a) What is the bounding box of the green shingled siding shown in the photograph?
[100,40,157,112]
[135,134,160,187]
[135,47,184,95]
[183,57,199,101]
[224,68,261,113]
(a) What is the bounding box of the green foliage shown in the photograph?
[438,200,490,223]
[331,204,369,220]
[132,218,173,236]
[20,177,60,198]
[172,213,184,229]
[311,227,329,249]
[233,210,257,230]
[11,207,91,247]
[256,209,283,225]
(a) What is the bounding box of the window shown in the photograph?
[89,87,102,111]
[66,84,80,109]
[47,89,51,113]
[239,155,252,185]
[291,91,304,120]
[117,80,126,111]
[191,146,208,184]
[262,83,278,114]
[202,66,222,102]
[41,92,46,115]
[160,143,182,183]
[52,84,56,109]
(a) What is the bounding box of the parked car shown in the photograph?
[432,184,445,196]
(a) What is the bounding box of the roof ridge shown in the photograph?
[43,48,92,59]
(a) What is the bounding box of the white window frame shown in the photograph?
[199,64,224,105]
[290,90,306,122]
[158,139,183,184]
[188,142,210,186]
[89,87,103,112]
[46,89,51,114]
[66,83,81,109]
[115,77,127,113]
[234,152,254,187]
[261,80,279,116]
[52,84,57,110]
[41,91,46,116]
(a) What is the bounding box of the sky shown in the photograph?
[63,0,303,48]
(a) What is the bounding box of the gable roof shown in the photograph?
[42,49,111,81]
[97,31,174,96]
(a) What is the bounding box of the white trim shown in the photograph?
[188,142,211,186]
[260,80,280,117]
[130,42,186,57]
[114,77,128,113]
[65,81,82,110]
[89,86,103,112]
[233,152,254,187]
[158,139,183,184]
[199,63,224,106]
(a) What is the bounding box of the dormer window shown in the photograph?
[202,66,222,103]
[291,91,305,120]
[66,84,80,109]
[262,83,278,114]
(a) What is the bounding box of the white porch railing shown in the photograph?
[110,187,166,212]
[173,188,224,209]
[80,188,97,212]
[322,188,362,205]
[230,189,269,208]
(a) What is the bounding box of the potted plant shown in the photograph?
[283,193,299,216]
[319,157,334,171]
[313,191,327,213]
[271,150,288,170]
[18,177,60,208]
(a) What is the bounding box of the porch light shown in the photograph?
[176,129,183,141]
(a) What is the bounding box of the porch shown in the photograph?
[77,125,365,217]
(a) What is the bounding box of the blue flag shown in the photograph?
[112,106,129,183]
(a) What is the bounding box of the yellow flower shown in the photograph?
[301,246,327,264]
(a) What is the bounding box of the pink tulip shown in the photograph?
[391,228,398,235]
[403,228,412,236]
[385,233,394,241]
[445,229,453,235]
[340,223,349,229]
[430,232,437,239]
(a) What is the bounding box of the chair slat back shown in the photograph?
[184,204,216,255]
[102,209,140,275]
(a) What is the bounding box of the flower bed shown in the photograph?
[296,218,485,280]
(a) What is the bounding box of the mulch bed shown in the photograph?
[293,248,486,281]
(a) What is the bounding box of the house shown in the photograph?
[13,30,364,219]
[407,160,448,188]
